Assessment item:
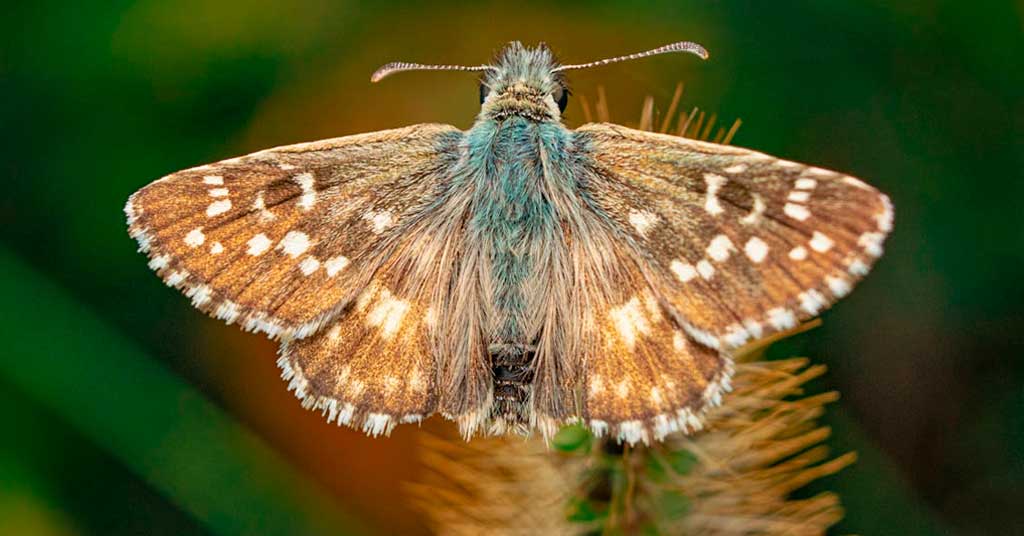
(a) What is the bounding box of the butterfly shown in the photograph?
[125,41,892,445]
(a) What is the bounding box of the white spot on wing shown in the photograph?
[827,276,852,297]
[722,324,750,347]
[336,403,355,425]
[703,173,727,215]
[124,199,138,225]
[203,175,223,185]
[247,233,272,256]
[293,172,316,211]
[147,254,170,271]
[617,421,647,445]
[723,163,748,174]
[767,307,796,330]
[789,246,808,260]
[366,288,410,339]
[165,270,189,287]
[628,210,658,237]
[184,227,205,247]
[608,297,651,350]
[744,237,769,263]
[325,255,350,277]
[252,191,275,221]
[799,289,828,315]
[696,260,715,279]
[363,413,392,437]
[877,194,895,232]
[210,242,224,255]
[214,300,240,323]
[795,178,818,189]
[209,188,229,197]
[649,387,663,405]
[206,199,231,217]
[299,256,320,276]
[670,260,698,283]
[188,284,213,307]
[363,210,394,233]
[784,203,810,221]
[848,258,871,276]
[810,231,834,252]
[805,167,833,177]
[788,191,811,202]
[740,194,766,225]
[706,234,735,262]
[682,321,720,349]
[743,319,764,339]
[133,229,152,252]
[672,331,686,351]
[278,231,310,258]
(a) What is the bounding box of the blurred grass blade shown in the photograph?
[0,247,366,535]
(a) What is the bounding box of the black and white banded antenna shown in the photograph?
[553,41,709,72]
[371,61,496,83]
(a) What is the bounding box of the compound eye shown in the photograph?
[553,85,569,112]
[479,83,490,104]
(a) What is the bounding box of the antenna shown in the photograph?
[371,62,496,83]
[553,41,709,73]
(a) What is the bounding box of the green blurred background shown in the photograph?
[2,1,1022,534]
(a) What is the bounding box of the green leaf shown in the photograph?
[647,449,698,480]
[667,450,698,475]
[657,490,691,519]
[567,497,606,523]
[552,424,592,452]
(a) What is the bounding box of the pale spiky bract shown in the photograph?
[411,322,855,535]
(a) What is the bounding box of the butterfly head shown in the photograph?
[478,42,568,122]
[370,41,709,123]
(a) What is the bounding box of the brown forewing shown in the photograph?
[125,124,463,341]
[576,123,893,351]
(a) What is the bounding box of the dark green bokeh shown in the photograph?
[2,1,1021,534]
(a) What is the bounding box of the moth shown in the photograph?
[125,41,892,445]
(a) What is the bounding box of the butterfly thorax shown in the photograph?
[463,115,570,425]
